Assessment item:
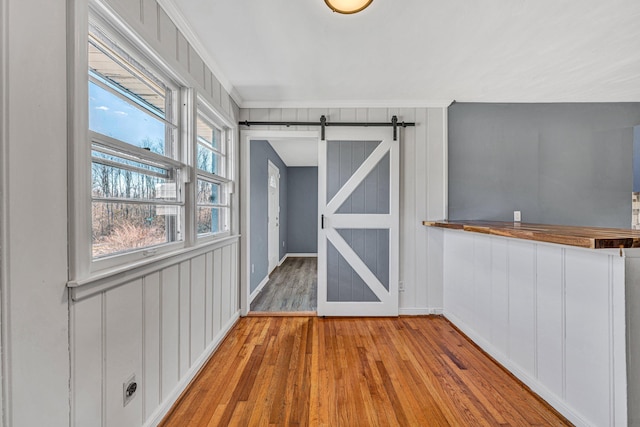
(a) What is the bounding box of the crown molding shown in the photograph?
[239,99,455,109]
[156,0,243,107]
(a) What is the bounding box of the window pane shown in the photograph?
[197,207,227,234]
[92,150,167,176]
[197,116,221,151]
[92,202,178,258]
[196,180,224,205]
[89,81,169,155]
[197,144,222,176]
[91,156,178,202]
[89,33,168,117]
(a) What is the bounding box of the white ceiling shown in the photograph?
[163,0,640,106]
[267,138,318,167]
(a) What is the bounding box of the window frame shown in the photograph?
[69,2,238,284]
[69,6,192,278]
[193,97,234,242]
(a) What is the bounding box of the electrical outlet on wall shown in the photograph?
[123,374,138,407]
[399,281,405,292]
[514,211,522,222]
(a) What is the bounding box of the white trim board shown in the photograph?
[277,254,287,267]
[240,129,320,317]
[69,236,240,301]
[241,99,456,110]
[0,0,8,421]
[249,275,269,305]
[144,311,241,427]
[278,253,318,266]
[399,308,443,316]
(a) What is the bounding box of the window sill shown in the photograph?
[68,234,240,301]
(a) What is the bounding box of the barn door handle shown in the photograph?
[321,214,325,229]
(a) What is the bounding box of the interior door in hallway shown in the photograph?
[268,160,280,273]
[318,127,399,316]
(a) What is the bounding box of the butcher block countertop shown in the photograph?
[423,220,640,249]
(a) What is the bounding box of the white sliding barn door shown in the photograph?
[318,127,399,316]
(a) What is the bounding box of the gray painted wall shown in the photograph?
[449,103,640,228]
[286,167,318,253]
[326,140,390,302]
[250,140,288,292]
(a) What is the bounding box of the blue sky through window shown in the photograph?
[89,81,166,154]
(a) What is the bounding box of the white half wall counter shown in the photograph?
[425,220,640,427]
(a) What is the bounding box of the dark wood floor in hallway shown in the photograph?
[160,316,572,426]
[250,257,317,312]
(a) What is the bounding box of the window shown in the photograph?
[195,107,232,237]
[71,11,237,280]
[88,24,184,260]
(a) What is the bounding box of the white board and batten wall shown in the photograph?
[72,240,240,427]
[239,107,449,315]
[442,228,640,427]
[68,0,241,426]
[2,0,70,426]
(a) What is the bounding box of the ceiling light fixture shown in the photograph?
[325,0,373,14]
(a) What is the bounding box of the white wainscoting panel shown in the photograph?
[443,230,628,427]
[473,236,493,340]
[190,255,207,365]
[535,245,564,399]
[205,252,214,344]
[507,240,536,374]
[105,279,144,427]
[212,248,223,336]
[565,250,612,427]
[160,264,180,401]
[143,272,161,419]
[179,260,191,376]
[72,295,103,427]
[71,239,240,427]
[490,237,509,355]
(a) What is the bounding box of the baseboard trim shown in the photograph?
[443,310,588,427]
[399,307,444,316]
[278,253,317,266]
[144,311,241,427]
[247,311,317,317]
[249,275,270,304]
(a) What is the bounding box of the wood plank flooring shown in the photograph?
[250,257,317,312]
[160,316,572,426]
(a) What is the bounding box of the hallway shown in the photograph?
[250,257,317,312]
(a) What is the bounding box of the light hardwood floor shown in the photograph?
[250,257,317,312]
[160,316,572,426]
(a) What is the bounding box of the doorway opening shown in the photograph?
[241,131,320,316]
[240,126,399,317]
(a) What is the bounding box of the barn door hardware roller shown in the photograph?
[239,115,415,141]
